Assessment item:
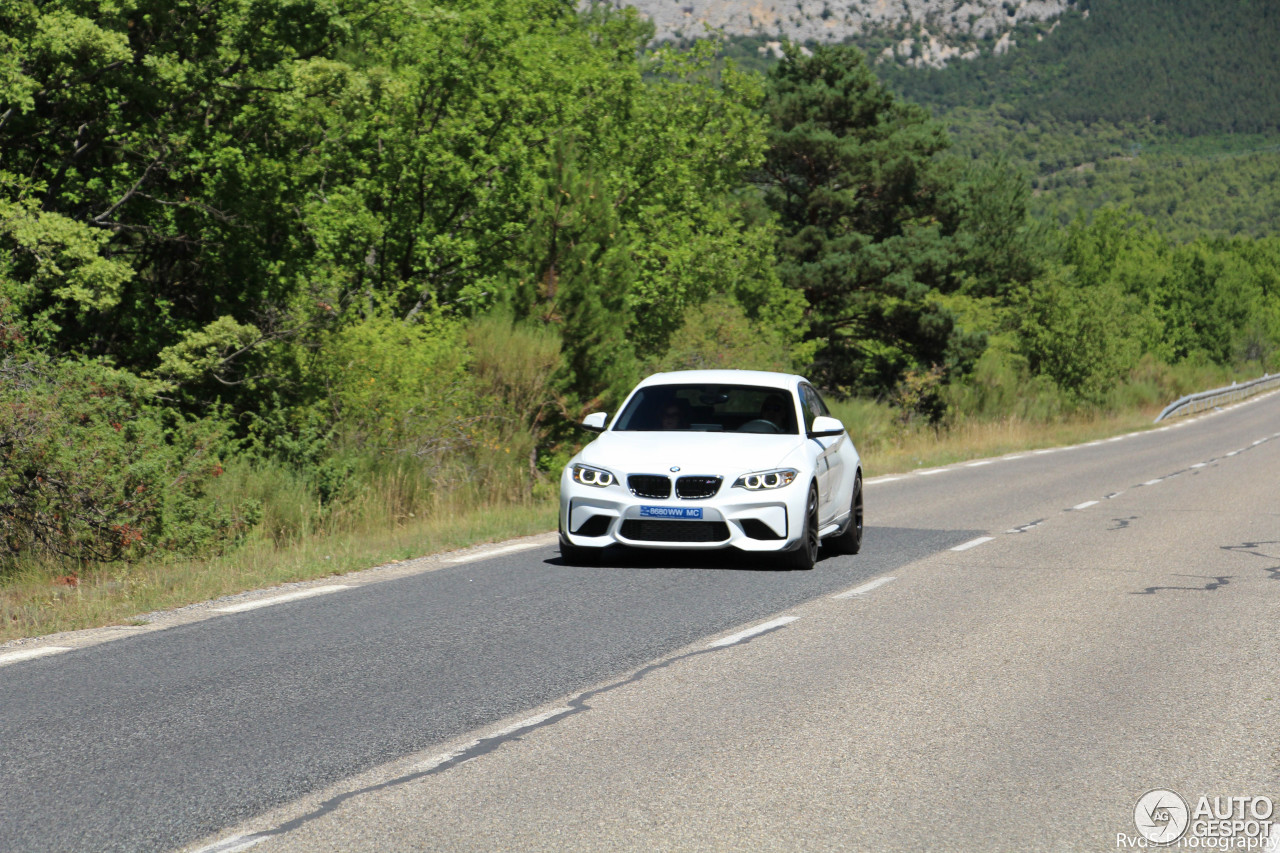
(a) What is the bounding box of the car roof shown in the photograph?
[634,369,808,392]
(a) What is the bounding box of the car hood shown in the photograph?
[578,431,805,476]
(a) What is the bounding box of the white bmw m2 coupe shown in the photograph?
[558,369,862,569]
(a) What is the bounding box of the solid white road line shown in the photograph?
[0,646,72,667]
[411,742,481,774]
[917,468,948,476]
[708,616,800,648]
[214,585,349,614]
[1072,501,1099,510]
[951,536,994,552]
[190,833,269,853]
[447,542,542,564]
[487,707,574,739]
[832,577,897,600]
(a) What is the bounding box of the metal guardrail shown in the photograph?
[1154,373,1280,422]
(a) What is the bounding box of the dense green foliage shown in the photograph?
[870,0,1280,239]
[2,2,1278,576]
[877,0,1280,136]
[711,0,1280,240]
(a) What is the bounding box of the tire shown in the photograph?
[559,537,601,567]
[827,472,863,556]
[782,484,820,570]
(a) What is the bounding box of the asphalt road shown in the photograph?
[2,392,1278,852]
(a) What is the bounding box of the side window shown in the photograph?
[799,384,828,432]
[798,384,816,431]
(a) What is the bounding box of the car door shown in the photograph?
[800,383,844,524]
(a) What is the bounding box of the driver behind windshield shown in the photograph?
[660,401,689,431]
[760,394,789,431]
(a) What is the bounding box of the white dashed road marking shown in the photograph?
[1072,501,1099,510]
[951,536,994,552]
[832,577,897,600]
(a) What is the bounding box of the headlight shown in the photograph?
[732,468,799,490]
[572,464,617,488]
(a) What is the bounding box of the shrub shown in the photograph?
[0,355,251,572]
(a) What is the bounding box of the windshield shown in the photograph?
[613,384,798,434]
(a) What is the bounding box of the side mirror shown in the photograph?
[808,415,845,439]
[581,412,608,433]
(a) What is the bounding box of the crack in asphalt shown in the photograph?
[1221,541,1280,581]
[1132,574,1233,595]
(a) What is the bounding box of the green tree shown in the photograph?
[757,43,984,395]
[507,142,638,413]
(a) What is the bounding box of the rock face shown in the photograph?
[605,0,1075,66]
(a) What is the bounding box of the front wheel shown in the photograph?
[782,484,820,571]
[827,473,863,556]
[559,537,602,567]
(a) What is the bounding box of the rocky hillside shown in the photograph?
[605,0,1080,66]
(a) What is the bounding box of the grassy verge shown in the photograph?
[0,398,1190,644]
[0,500,554,644]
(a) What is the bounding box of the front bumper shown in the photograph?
[559,471,807,552]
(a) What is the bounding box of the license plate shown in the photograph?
[639,506,703,520]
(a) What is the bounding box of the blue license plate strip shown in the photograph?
[639,506,703,520]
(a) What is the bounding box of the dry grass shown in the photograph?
[856,407,1162,476]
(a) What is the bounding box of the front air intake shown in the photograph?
[619,520,730,542]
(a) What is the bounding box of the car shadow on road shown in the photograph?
[542,525,979,572]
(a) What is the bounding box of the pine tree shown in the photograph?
[758,44,983,395]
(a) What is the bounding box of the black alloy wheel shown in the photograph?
[829,472,863,556]
[783,484,820,570]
